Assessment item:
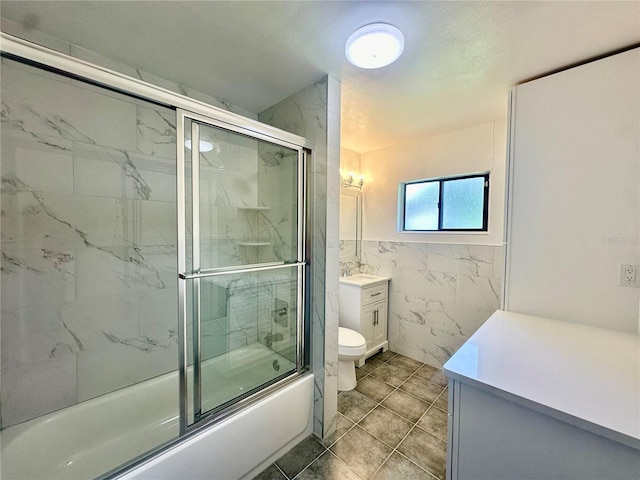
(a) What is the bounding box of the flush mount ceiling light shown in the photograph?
[346,23,404,69]
[185,139,216,153]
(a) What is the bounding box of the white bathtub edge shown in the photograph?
[118,373,314,480]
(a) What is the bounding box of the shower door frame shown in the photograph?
[0,30,315,471]
[176,109,310,433]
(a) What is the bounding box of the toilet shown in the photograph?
[338,327,367,391]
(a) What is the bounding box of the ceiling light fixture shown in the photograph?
[185,139,216,153]
[345,23,404,69]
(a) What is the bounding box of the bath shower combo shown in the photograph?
[0,33,316,479]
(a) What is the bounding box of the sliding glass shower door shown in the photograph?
[177,110,306,429]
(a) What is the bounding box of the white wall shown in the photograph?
[340,147,361,176]
[360,120,507,246]
[506,48,640,333]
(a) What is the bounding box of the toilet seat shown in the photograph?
[338,327,366,356]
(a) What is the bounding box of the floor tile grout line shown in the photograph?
[267,353,447,480]
[358,388,433,448]
[395,375,445,407]
[403,365,448,389]
[392,449,441,480]
[361,392,418,433]
[411,421,447,442]
[354,359,445,399]
[289,445,328,480]
[319,442,367,480]
[391,423,443,480]
[368,446,396,479]
[328,435,374,479]
[342,378,408,477]
[416,402,439,426]
[379,385,442,419]
[354,406,444,480]
[335,428,421,480]
[289,447,332,480]
[354,369,445,430]
[368,363,446,394]
[363,357,447,478]
[360,398,441,449]
[367,352,439,374]
[324,449,368,480]
[323,414,357,450]
[334,354,448,480]
[273,462,290,480]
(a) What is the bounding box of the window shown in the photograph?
[400,173,489,232]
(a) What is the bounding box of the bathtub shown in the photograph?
[1,344,313,480]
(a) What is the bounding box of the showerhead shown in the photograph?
[259,147,297,167]
[259,151,283,167]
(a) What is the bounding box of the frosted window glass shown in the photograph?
[441,177,485,229]
[405,181,439,230]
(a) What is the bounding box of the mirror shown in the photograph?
[339,189,362,262]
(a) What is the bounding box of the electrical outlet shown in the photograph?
[619,264,640,287]
[624,266,636,282]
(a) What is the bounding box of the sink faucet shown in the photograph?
[341,260,360,277]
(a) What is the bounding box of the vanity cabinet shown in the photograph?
[444,311,640,480]
[339,276,390,368]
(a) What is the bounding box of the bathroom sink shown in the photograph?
[339,273,391,287]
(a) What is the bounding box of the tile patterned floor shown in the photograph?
[253,351,449,480]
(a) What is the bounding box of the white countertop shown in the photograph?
[339,273,391,287]
[444,310,640,444]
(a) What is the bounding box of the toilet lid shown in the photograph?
[339,327,366,347]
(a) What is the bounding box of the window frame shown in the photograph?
[399,172,490,232]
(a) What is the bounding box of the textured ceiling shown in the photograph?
[1,1,639,153]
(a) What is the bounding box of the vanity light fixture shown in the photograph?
[341,171,365,189]
[345,23,404,69]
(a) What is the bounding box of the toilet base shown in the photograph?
[338,359,358,391]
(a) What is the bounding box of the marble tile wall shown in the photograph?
[0,58,180,426]
[339,240,358,264]
[1,21,335,437]
[359,240,504,368]
[0,54,296,428]
[256,145,299,264]
[259,75,342,440]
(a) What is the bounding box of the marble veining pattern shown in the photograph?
[361,240,504,367]
[259,75,341,440]
[0,57,182,427]
[0,31,317,445]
